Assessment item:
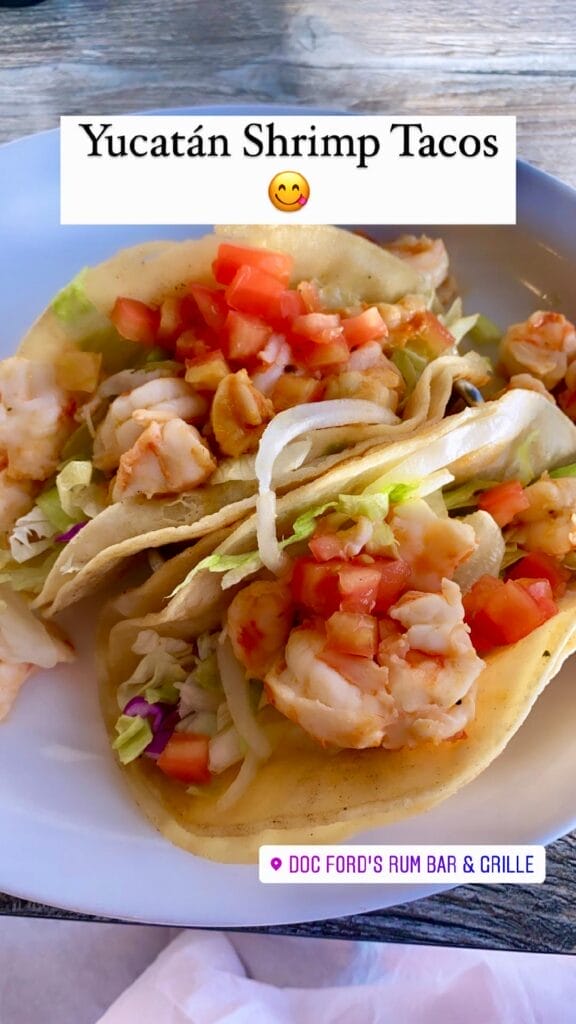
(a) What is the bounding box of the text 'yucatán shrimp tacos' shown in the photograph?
[0,224,490,717]
[99,390,576,863]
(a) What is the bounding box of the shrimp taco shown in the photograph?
[99,389,576,863]
[0,224,492,717]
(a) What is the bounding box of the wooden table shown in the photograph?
[1,0,575,952]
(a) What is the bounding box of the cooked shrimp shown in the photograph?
[499,311,576,389]
[0,661,34,722]
[378,579,483,747]
[383,235,449,290]
[505,373,556,402]
[265,579,483,750]
[324,367,403,414]
[227,580,294,679]
[0,357,73,481]
[211,370,275,457]
[94,377,207,471]
[377,294,428,333]
[0,469,35,533]
[265,626,396,748]
[111,418,216,501]
[509,475,576,557]
[390,499,477,591]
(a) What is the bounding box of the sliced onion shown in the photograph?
[252,338,292,394]
[255,400,395,574]
[215,751,260,812]
[177,679,221,715]
[216,635,270,759]
[176,710,217,737]
[208,724,244,774]
[453,510,505,594]
[211,439,312,485]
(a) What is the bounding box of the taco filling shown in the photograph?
[110,450,576,811]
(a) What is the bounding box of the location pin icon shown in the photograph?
[271,857,282,871]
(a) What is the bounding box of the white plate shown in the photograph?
[1,107,576,927]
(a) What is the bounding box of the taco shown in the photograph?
[99,389,576,862]
[0,225,492,716]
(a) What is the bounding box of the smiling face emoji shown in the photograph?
[268,171,310,212]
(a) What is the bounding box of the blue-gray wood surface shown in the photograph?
[1,0,575,951]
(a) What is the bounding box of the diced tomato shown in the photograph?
[110,297,160,346]
[278,289,307,321]
[291,556,411,617]
[388,311,454,357]
[291,558,341,617]
[309,531,348,562]
[174,330,212,362]
[507,551,570,597]
[342,307,388,348]
[338,563,383,613]
[213,243,293,287]
[292,313,344,345]
[225,265,286,320]
[325,611,378,657]
[462,573,502,615]
[271,374,324,412]
[188,284,228,331]
[297,280,321,313]
[225,311,272,360]
[372,559,412,614]
[156,733,211,784]
[185,350,230,391]
[477,480,529,527]
[319,648,388,691]
[463,574,557,655]
[515,577,558,619]
[158,295,196,346]
[291,336,350,369]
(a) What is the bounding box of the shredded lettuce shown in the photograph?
[145,346,171,363]
[441,299,479,344]
[0,548,60,594]
[550,462,576,479]
[191,652,221,692]
[36,487,76,533]
[60,423,94,462]
[117,630,193,710]
[514,431,539,485]
[391,348,428,393]
[220,554,264,591]
[288,502,337,543]
[170,552,259,597]
[51,270,93,322]
[172,504,338,596]
[501,542,525,570]
[363,469,453,501]
[338,492,391,521]
[144,680,180,705]
[468,313,502,345]
[112,714,153,765]
[171,476,450,596]
[177,711,218,737]
[443,478,501,511]
[56,460,93,518]
[9,507,59,563]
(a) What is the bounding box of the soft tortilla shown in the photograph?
[99,389,576,862]
[15,224,436,616]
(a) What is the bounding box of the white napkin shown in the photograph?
[96,930,576,1024]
